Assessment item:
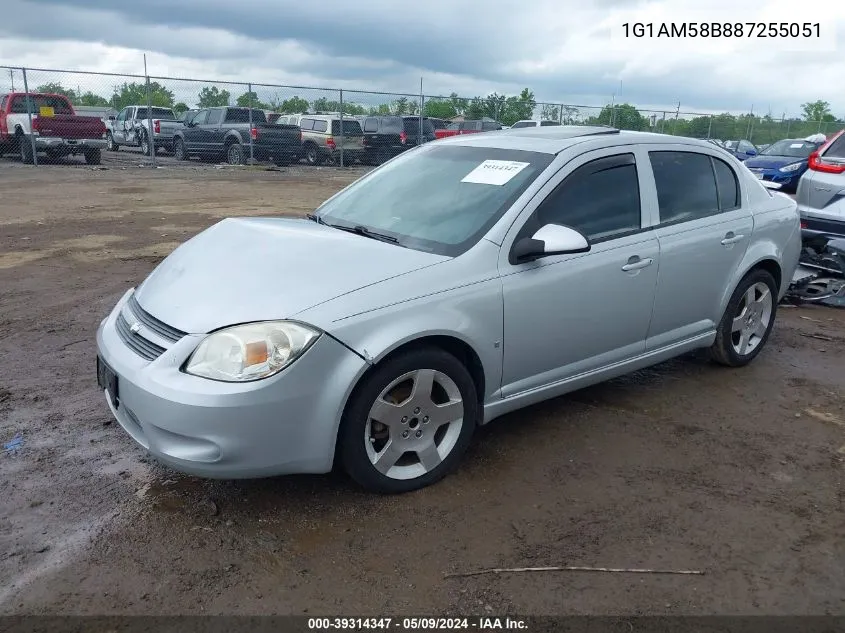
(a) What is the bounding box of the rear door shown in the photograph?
[642,147,753,349]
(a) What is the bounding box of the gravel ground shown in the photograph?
[0,150,843,616]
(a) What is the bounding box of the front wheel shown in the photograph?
[139,132,150,156]
[19,135,34,164]
[173,138,188,161]
[339,348,478,493]
[710,268,778,367]
[106,133,119,152]
[304,143,323,166]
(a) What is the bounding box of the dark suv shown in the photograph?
[360,115,436,165]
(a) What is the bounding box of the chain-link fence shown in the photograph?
[2,65,843,167]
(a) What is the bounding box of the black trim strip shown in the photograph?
[128,295,186,343]
[116,313,165,361]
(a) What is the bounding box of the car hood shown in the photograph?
[134,217,449,333]
[744,155,806,169]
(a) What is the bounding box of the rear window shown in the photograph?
[11,95,74,115]
[331,119,363,135]
[379,117,402,132]
[136,107,175,120]
[510,121,535,128]
[403,118,435,135]
[446,123,460,130]
[312,119,328,133]
[823,132,845,159]
[540,120,560,126]
[225,108,267,123]
[460,121,481,131]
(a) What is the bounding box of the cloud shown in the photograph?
[0,0,843,116]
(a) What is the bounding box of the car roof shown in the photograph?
[437,126,730,155]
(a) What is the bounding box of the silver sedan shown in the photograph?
[96,126,802,493]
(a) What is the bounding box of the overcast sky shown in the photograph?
[0,0,842,116]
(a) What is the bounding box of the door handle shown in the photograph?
[721,232,745,245]
[621,256,654,272]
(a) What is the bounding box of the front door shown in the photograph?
[499,150,660,397]
[115,107,132,144]
[641,148,754,349]
[182,109,208,154]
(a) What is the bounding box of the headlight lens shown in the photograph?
[185,321,320,382]
[779,162,803,173]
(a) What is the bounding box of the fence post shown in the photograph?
[706,115,713,139]
[786,119,791,137]
[143,59,156,166]
[419,77,424,147]
[339,89,344,168]
[21,68,38,166]
[559,104,564,125]
[248,83,254,164]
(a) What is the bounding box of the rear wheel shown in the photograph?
[226,142,245,165]
[340,347,478,493]
[304,143,323,166]
[84,149,102,165]
[139,132,150,156]
[710,269,778,367]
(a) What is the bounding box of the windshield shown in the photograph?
[761,139,819,158]
[315,144,554,256]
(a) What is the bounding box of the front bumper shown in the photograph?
[35,137,107,152]
[95,290,368,479]
[746,167,801,189]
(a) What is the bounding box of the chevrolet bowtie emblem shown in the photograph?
[129,322,141,334]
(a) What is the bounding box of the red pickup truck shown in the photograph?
[434,119,503,140]
[0,92,108,164]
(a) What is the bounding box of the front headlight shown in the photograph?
[184,321,320,382]
[779,162,803,173]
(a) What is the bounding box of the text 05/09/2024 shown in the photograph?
[621,22,821,39]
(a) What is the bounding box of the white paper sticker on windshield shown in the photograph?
[461,160,530,185]
[789,143,804,148]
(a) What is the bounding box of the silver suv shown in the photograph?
[796,129,845,237]
[299,115,364,165]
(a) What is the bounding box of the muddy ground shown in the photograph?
[0,149,843,617]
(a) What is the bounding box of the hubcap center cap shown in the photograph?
[408,417,420,430]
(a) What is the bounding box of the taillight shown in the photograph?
[808,149,845,174]
[800,221,808,229]
[250,127,259,141]
[399,131,407,144]
[326,136,335,150]
[154,120,160,134]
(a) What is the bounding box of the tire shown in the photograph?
[173,138,188,161]
[339,347,479,494]
[304,143,323,166]
[226,142,245,165]
[106,133,119,152]
[710,268,778,367]
[139,132,150,157]
[84,149,102,165]
[19,135,34,164]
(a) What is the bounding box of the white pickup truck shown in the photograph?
[105,105,183,154]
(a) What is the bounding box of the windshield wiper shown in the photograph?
[326,222,399,244]
[306,212,326,225]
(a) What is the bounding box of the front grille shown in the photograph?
[127,295,186,343]
[116,312,166,361]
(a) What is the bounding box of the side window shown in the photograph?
[482,121,500,131]
[313,119,328,133]
[191,110,209,126]
[0,95,6,111]
[299,118,314,131]
[531,153,641,243]
[364,117,378,132]
[712,157,740,211]
[116,108,129,122]
[206,109,223,125]
[649,151,720,224]
[540,120,559,126]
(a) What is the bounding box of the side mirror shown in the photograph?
[747,149,757,156]
[511,224,591,263]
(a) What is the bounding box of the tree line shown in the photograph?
[36,81,843,143]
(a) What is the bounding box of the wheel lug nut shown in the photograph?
[423,416,429,424]
[413,407,421,414]
[402,430,409,438]
[415,430,422,438]
[401,416,408,424]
